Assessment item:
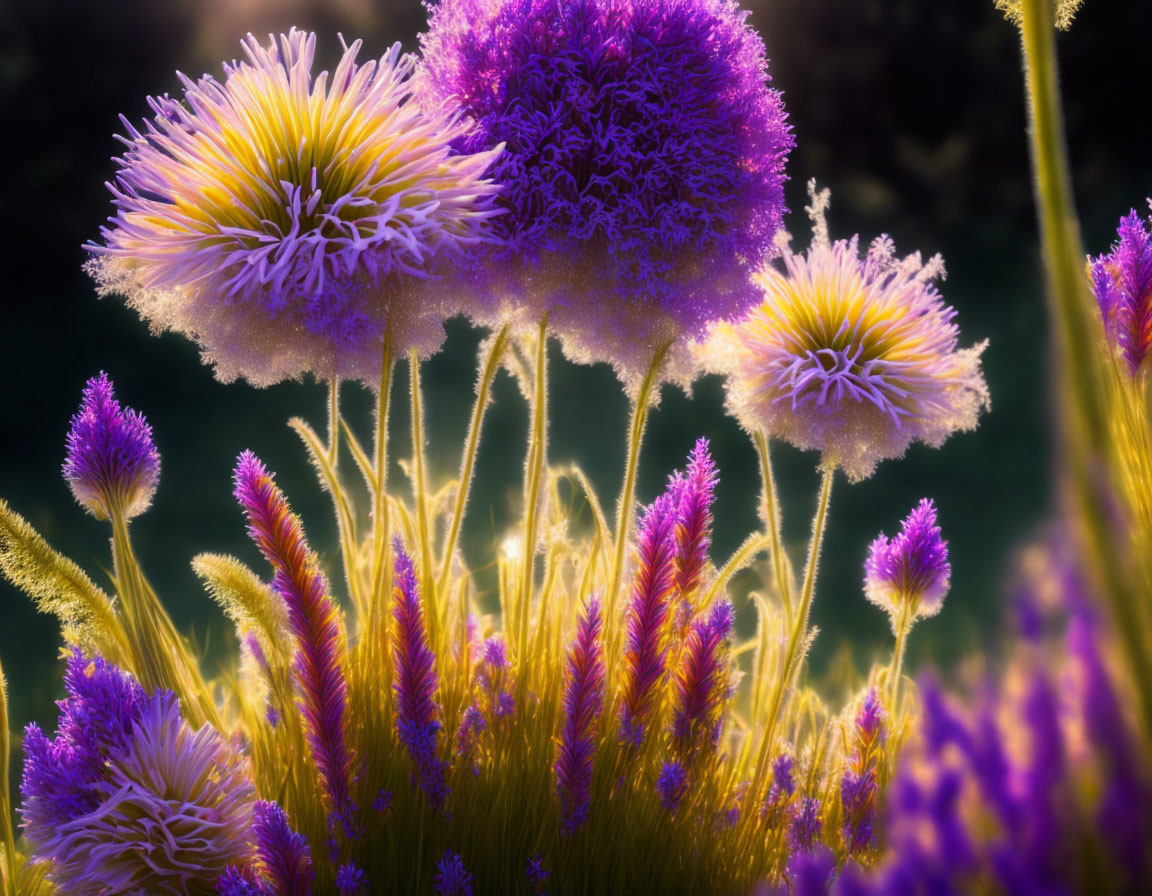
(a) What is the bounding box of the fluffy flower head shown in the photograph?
[63,372,160,520]
[87,29,501,386]
[418,0,794,393]
[1089,202,1152,377]
[702,184,989,481]
[865,498,951,626]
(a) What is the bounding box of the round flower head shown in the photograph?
[418,0,794,394]
[21,655,255,895]
[86,29,502,387]
[701,183,989,481]
[63,372,160,520]
[864,498,951,627]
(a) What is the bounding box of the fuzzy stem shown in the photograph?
[753,430,793,624]
[327,378,341,465]
[520,317,550,622]
[408,351,438,647]
[369,329,395,671]
[887,602,914,713]
[753,467,834,788]
[438,324,510,594]
[0,659,15,896]
[1020,0,1152,737]
[606,340,673,621]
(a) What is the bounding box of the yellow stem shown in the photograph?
[888,603,913,713]
[438,324,510,594]
[606,340,672,622]
[753,430,793,624]
[752,467,834,788]
[409,351,437,643]
[0,659,16,896]
[369,329,395,671]
[327,378,341,465]
[520,317,550,622]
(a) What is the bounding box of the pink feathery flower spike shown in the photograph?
[555,595,605,836]
[1090,202,1152,376]
[670,438,718,629]
[618,494,678,748]
[234,452,352,812]
[671,598,735,762]
[392,537,448,808]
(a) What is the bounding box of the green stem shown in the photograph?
[409,351,437,641]
[438,324,510,594]
[1020,0,1152,737]
[753,430,793,624]
[752,467,834,787]
[520,317,549,620]
[0,659,16,896]
[605,340,672,622]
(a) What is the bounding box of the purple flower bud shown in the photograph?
[865,499,951,627]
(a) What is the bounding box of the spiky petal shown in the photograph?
[434,850,472,896]
[618,495,678,748]
[251,801,314,896]
[62,372,159,520]
[233,452,351,812]
[555,596,605,836]
[864,499,951,629]
[703,196,988,482]
[392,537,447,808]
[670,439,718,627]
[87,29,502,387]
[417,0,794,394]
[671,598,734,762]
[1089,203,1152,376]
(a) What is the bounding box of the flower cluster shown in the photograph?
[1089,201,1152,377]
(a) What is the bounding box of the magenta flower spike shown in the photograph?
[251,801,315,896]
[418,0,794,392]
[1089,202,1152,376]
[62,372,160,520]
[392,537,448,809]
[840,689,887,856]
[671,439,718,625]
[670,599,735,762]
[865,499,951,628]
[555,596,605,836]
[87,29,502,386]
[618,494,678,748]
[234,452,352,813]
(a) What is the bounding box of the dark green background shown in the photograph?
[1,0,1149,742]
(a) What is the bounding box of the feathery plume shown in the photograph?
[555,596,605,836]
[233,452,351,812]
[1089,203,1152,376]
[618,495,678,748]
[841,689,887,856]
[392,537,447,808]
[864,499,951,629]
[63,372,159,520]
[250,801,314,896]
[670,439,718,625]
[671,599,735,762]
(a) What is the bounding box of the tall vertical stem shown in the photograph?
[327,378,341,465]
[753,430,793,624]
[519,317,549,618]
[438,324,511,594]
[0,659,16,896]
[369,330,395,661]
[887,603,913,712]
[606,340,673,622]
[409,351,437,643]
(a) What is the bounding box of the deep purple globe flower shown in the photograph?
[419,0,794,392]
[63,372,160,520]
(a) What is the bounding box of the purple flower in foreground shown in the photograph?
[555,596,605,836]
[418,0,794,392]
[87,29,501,387]
[336,863,368,895]
[670,438,718,627]
[789,797,822,855]
[249,800,314,896]
[1089,202,1152,375]
[865,499,951,628]
[671,598,734,761]
[63,372,159,520]
[434,850,472,896]
[22,655,255,895]
[703,186,988,481]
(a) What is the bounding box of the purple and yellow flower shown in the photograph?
[840,689,886,857]
[392,538,448,808]
[234,452,352,813]
[1089,201,1152,376]
[670,598,734,762]
[702,187,988,481]
[247,800,315,896]
[87,29,502,387]
[63,372,159,520]
[22,653,254,895]
[418,0,794,391]
[555,596,605,836]
[864,499,951,629]
[670,438,718,629]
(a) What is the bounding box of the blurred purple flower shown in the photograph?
[1089,202,1152,375]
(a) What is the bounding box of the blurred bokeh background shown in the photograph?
[1,0,1149,736]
